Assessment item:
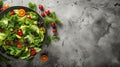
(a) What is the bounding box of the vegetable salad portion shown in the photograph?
[0,9,45,59]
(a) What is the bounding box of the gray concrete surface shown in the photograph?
[1,0,120,67]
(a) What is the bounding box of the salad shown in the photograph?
[0,8,45,59]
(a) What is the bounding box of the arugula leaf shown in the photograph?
[50,35,60,41]
[54,18,61,23]
[43,12,61,24]
[49,12,56,19]
[45,36,51,46]
[43,17,53,24]
[28,2,36,10]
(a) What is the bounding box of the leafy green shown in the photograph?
[49,12,56,19]
[43,12,61,24]
[34,47,41,52]
[4,46,25,57]
[24,34,34,44]
[20,51,30,59]
[43,17,53,24]
[50,35,60,41]
[54,18,61,23]
[0,33,6,41]
[45,36,51,46]
[28,2,37,10]
[0,0,3,8]
[27,12,38,20]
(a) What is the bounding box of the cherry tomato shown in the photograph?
[10,11,15,16]
[17,29,23,36]
[40,54,48,62]
[17,42,22,48]
[51,22,56,28]
[41,12,45,17]
[0,7,5,11]
[38,5,44,10]
[26,15,31,19]
[0,27,3,32]
[5,40,11,45]
[45,10,50,15]
[52,29,57,33]
[3,4,9,9]
[30,49,36,56]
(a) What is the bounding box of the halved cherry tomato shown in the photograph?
[40,54,48,62]
[10,11,15,16]
[30,49,36,56]
[38,5,44,10]
[17,29,23,36]
[3,4,9,9]
[26,15,31,19]
[18,9,26,16]
[45,10,50,15]
[17,42,22,48]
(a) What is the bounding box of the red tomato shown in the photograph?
[0,7,5,11]
[0,27,3,32]
[17,42,22,48]
[5,40,11,45]
[17,29,23,36]
[30,49,36,56]
[41,12,45,17]
[51,22,56,28]
[38,5,44,10]
[52,29,57,33]
[45,10,50,15]
[26,15,31,19]
[10,11,15,16]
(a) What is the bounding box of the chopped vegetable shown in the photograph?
[18,9,26,16]
[16,35,22,39]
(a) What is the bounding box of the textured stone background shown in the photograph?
[0,0,120,67]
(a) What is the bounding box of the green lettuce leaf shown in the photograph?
[28,2,36,10]
[20,51,30,59]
